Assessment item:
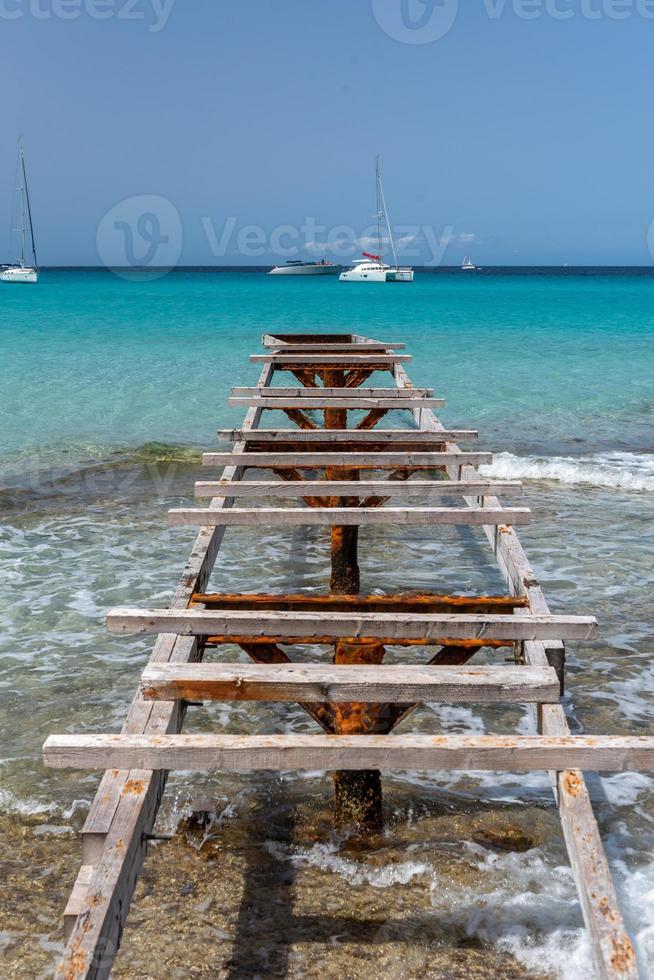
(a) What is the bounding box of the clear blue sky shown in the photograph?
[0,0,652,266]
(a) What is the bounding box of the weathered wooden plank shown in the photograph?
[393,361,639,980]
[140,662,561,704]
[194,480,523,498]
[202,451,491,468]
[233,387,433,399]
[251,353,412,363]
[167,506,532,527]
[217,428,479,442]
[229,396,444,410]
[44,733,654,773]
[107,608,597,642]
[262,333,406,350]
[265,342,407,352]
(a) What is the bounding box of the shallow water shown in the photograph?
[1,269,653,978]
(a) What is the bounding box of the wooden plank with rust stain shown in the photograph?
[139,662,561,704]
[44,733,654,773]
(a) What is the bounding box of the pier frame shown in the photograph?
[48,331,642,980]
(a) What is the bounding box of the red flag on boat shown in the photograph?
[362,251,381,261]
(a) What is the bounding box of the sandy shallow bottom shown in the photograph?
[2,791,561,980]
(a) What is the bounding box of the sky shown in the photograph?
[0,0,653,266]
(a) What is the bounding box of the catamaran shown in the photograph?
[461,256,477,271]
[1,137,39,284]
[339,158,414,283]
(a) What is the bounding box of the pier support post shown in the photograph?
[332,639,385,832]
[323,368,384,833]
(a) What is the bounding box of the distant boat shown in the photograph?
[339,158,414,283]
[268,259,340,276]
[1,137,38,284]
[461,256,477,271]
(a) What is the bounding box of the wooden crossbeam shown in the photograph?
[106,608,597,642]
[139,663,561,704]
[190,593,529,612]
[202,451,491,468]
[229,396,443,410]
[265,342,407,352]
[167,506,532,527]
[262,332,355,346]
[217,428,479,443]
[232,387,434,399]
[251,354,411,364]
[43,733,654,773]
[194,480,523,499]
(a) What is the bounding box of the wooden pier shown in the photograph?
[44,331,653,979]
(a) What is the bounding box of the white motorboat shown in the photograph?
[461,256,477,271]
[268,259,340,276]
[1,137,38,284]
[339,158,414,283]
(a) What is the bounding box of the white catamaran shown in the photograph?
[339,158,414,283]
[1,137,39,284]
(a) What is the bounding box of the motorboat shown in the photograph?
[268,259,340,276]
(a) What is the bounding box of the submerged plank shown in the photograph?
[167,506,532,527]
[43,733,654,773]
[106,608,597,642]
[140,662,561,704]
[194,480,523,498]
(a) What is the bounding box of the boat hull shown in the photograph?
[340,267,414,283]
[268,264,340,276]
[0,266,38,283]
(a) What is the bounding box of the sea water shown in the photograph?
[0,268,653,978]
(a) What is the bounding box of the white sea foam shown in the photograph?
[264,840,430,888]
[480,451,654,491]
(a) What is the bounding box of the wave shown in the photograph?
[480,451,654,492]
[0,441,203,497]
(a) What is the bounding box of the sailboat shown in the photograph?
[339,158,414,283]
[461,255,477,271]
[1,137,39,283]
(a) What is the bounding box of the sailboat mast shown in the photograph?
[377,159,398,268]
[375,156,383,264]
[20,138,38,269]
[18,138,25,268]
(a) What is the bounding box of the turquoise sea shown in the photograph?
[1,269,653,978]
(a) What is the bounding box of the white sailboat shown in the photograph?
[339,158,414,283]
[1,137,39,284]
[461,255,477,271]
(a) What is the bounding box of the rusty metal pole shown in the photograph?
[322,368,384,833]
